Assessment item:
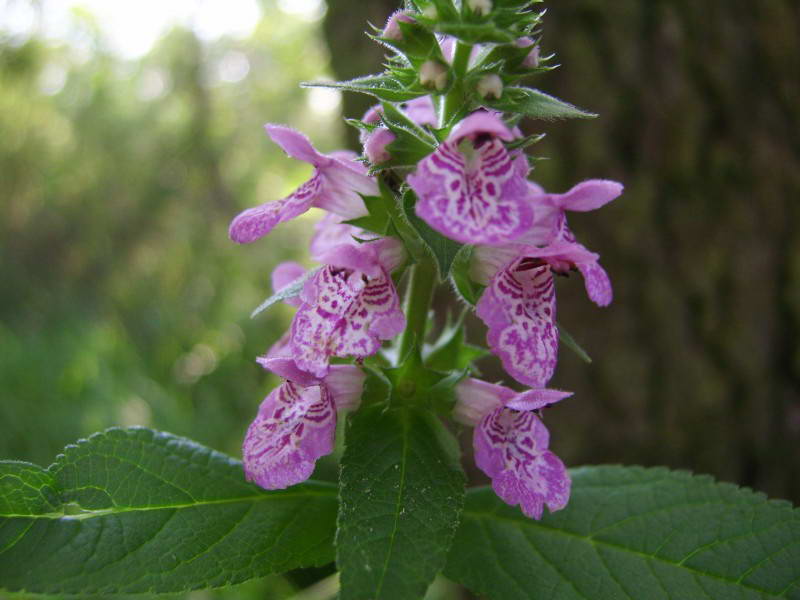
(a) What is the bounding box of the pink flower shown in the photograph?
[517,180,623,306]
[520,179,624,249]
[473,240,598,386]
[271,261,306,308]
[229,125,377,244]
[468,180,622,385]
[402,96,437,127]
[363,128,397,164]
[408,111,534,245]
[243,357,365,490]
[309,212,378,263]
[290,239,406,378]
[454,378,572,520]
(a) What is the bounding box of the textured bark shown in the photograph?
[324,1,800,503]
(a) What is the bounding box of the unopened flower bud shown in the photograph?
[364,128,396,164]
[359,105,383,143]
[477,73,503,99]
[515,37,541,68]
[468,0,492,16]
[421,5,438,19]
[419,60,448,91]
[382,10,415,41]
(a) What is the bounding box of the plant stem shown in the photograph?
[451,39,472,77]
[398,258,437,361]
[438,40,473,128]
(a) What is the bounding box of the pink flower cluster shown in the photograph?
[404,108,621,518]
[230,86,621,519]
[230,125,406,490]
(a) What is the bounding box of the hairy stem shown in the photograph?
[398,258,437,360]
[438,40,472,128]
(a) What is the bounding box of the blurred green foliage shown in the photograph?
[0,2,339,497]
[0,2,350,598]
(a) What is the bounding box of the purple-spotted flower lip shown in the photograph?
[474,408,571,519]
[289,241,406,379]
[475,252,559,387]
[408,110,534,246]
[242,359,367,491]
[228,124,375,245]
[243,379,336,490]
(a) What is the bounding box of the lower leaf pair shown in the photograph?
[1,427,798,599]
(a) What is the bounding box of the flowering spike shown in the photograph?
[230,3,624,525]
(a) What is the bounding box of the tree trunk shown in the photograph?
[323,0,800,503]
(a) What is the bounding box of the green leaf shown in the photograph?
[413,0,460,22]
[379,20,442,68]
[251,267,318,318]
[347,180,427,266]
[402,189,463,279]
[345,195,395,236]
[446,466,800,600]
[337,405,466,600]
[302,75,426,103]
[0,428,338,595]
[558,322,593,364]
[434,22,517,44]
[377,102,437,170]
[484,86,597,120]
[0,461,60,516]
[426,324,488,372]
[449,244,484,306]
